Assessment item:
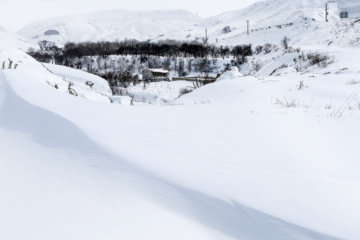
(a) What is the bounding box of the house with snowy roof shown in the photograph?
[142,69,170,82]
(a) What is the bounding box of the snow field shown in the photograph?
[0,55,224,240]
[1,0,360,238]
[1,43,360,239]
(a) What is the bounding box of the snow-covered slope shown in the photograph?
[202,0,327,29]
[176,0,360,48]
[17,0,356,48]
[2,39,360,239]
[0,47,112,103]
[196,0,342,46]
[2,0,360,239]
[0,25,33,50]
[18,9,203,44]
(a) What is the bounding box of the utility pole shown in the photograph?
[325,1,336,22]
[204,29,208,45]
[247,20,250,36]
[325,3,329,22]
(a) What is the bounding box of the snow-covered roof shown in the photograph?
[147,69,169,73]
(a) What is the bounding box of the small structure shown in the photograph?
[44,30,60,36]
[340,11,349,18]
[142,69,170,82]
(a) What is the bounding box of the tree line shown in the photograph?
[27,39,253,66]
[27,39,254,95]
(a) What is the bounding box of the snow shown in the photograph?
[16,0,360,50]
[0,25,33,50]
[216,66,243,81]
[43,63,113,102]
[2,44,360,240]
[18,9,203,44]
[147,68,169,73]
[1,0,360,239]
[15,0,344,48]
[0,48,112,103]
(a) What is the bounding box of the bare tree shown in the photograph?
[280,36,291,50]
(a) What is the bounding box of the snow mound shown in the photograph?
[216,66,243,82]
[0,47,112,103]
[44,63,112,100]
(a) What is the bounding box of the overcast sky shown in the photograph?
[0,0,261,31]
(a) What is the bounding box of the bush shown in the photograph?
[222,26,231,34]
[179,87,193,97]
[253,62,263,71]
[263,43,273,54]
[96,71,139,95]
[255,45,263,54]
[274,97,299,108]
[231,44,252,63]
[307,52,331,67]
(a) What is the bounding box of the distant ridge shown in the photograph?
[18,9,203,44]
[17,0,355,47]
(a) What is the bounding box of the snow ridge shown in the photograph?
[18,9,203,44]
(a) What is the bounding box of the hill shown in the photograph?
[0,25,33,50]
[2,1,360,239]
[18,9,203,44]
[17,0,346,47]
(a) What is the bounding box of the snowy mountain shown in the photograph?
[17,0,354,48]
[18,9,203,44]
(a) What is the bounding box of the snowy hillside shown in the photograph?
[0,25,33,50]
[196,0,342,46]
[0,47,112,103]
[18,9,203,44]
[202,0,328,29]
[181,0,360,48]
[2,0,360,239]
[17,0,350,48]
[2,41,360,240]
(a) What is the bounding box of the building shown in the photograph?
[142,69,170,82]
